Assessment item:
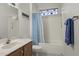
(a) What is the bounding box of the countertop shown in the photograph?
[0,39,32,56]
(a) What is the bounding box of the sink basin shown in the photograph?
[1,41,20,49]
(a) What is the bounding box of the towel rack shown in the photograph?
[72,16,79,21]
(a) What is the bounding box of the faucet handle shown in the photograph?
[6,39,11,44]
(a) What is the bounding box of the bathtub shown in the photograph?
[33,43,64,56]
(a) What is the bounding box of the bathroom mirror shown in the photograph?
[0,3,19,39]
[18,3,30,39]
[8,4,19,39]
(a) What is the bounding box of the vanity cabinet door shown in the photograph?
[24,42,32,56]
[8,47,23,56]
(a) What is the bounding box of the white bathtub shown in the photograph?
[33,43,64,56]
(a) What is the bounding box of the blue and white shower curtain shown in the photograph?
[32,13,44,45]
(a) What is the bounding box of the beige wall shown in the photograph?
[62,3,79,55]
[32,3,39,13]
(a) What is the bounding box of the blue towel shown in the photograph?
[64,18,74,45]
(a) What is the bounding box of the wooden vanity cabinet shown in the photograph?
[7,41,32,56]
[23,42,32,56]
[7,47,23,56]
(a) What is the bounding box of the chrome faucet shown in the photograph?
[6,38,11,44]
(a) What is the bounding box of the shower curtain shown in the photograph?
[32,13,44,45]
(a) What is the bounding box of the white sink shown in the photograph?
[1,41,20,49]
